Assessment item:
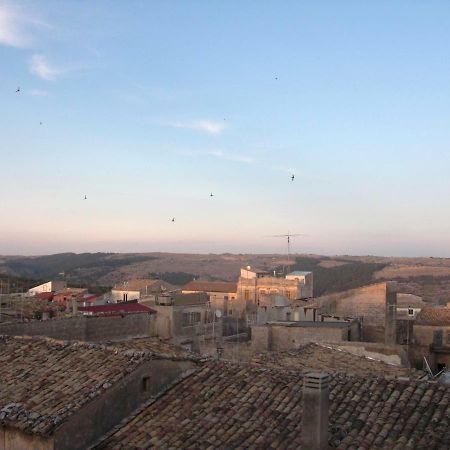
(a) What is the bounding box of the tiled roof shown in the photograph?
[100,337,203,361]
[182,280,237,293]
[112,279,175,292]
[415,307,450,326]
[0,336,201,437]
[78,302,156,315]
[95,361,450,449]
[251,343,411,378]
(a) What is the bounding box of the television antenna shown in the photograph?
[267,231,306,265]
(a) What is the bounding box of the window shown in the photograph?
[259,289,267,295]
[224,295,229,300]
[244,290,250,301]
[142,376,150,392]
[228,309,232,316]
[286,291,291,299]
[286,312,291,321]
[123,293,128,302]
[182,312,201,327]
[270,289,278,294]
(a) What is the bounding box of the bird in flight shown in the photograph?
[210,192,214,197]
[291,174,295,182]
[16,87,20,93]
[84,195,87,200]
[275,76,278,80]
[171,217,175,223]
[39,122,43,125]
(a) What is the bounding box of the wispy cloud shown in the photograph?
[165,119,227,135]
[180,148,254,164]
[0,2,47,48]
[29,54,63,81]
[28,89,49,97]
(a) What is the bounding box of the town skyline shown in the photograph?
[2,1,450,256]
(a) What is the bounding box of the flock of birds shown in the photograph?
[15,78,295,225]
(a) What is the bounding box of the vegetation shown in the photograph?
[149,272,198,286]
[2,253,157,287]
[288,256,387,296]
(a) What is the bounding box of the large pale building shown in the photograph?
[237,267,313,304]
[27,280,67,296]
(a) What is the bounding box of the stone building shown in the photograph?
[251,319,361,352]
[0,336,200,450]
[110,279,175,303]
[235,267,313,320]
[412,306,450,371]
[141,293,221,348]
[181,280,237,315]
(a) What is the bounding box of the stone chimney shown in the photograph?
[71,297,78,316]
[302,372,330,450]
[385,281,397,345]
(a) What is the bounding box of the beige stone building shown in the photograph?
[27,281,67,296]
[412,306,450,371]
[182,280,237,315]
[237,268,313,303]
[110,279,175,302]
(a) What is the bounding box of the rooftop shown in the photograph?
[112,279,175,292]
[78,302,156,315]
[287,271,313,276]
[182,280,237,293]
[415,307,450,326]
[251,343,411,378]
[266,320,353,328]
[94,361,449,449]
[0,335,200,437]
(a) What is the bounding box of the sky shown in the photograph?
[1,1,450,257]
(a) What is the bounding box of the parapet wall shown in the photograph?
[0,314,157,342]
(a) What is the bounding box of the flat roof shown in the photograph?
[287,271,312,276]
[267,320,352,328]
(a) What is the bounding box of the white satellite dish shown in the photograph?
[215,310,222,318]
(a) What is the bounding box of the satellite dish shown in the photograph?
[215,310,222,318]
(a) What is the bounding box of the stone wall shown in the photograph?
[0,427,52,450]
[314,282,396,343]
[0,314,157,342]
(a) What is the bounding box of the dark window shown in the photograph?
[182,312,201,327]
[142,376,150,392]
[244,290,250,301]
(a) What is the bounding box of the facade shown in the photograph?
[110,279,174,302]
[52,288,87,306]
[27,281,67,296]
[142,293,221,348]
[182,280,237,315]
[412,306,450,371]
[251,319,360,352]
[0,336,200,450]
[235,267,314,320]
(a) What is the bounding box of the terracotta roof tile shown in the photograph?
[182,281,237,293]
[251,343,413,378]
[415,307,450,326]
[95,361,450,449]
[0,336,201,437]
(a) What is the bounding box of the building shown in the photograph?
[235,267,313,320]
[27,281,67,296]
[110,279,175,302]
[0,335,200,450]
[52,288,87,306]
[182,280,237,315]
[93,355,448,449]
[141,293,221,348]
[251,319,361,352]
[412,306,450,371]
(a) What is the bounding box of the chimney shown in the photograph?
[385,282,397,345]
[302,372,330,450]
[71,297,78,316]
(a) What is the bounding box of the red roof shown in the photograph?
[78,302,156,315]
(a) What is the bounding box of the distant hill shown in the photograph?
[1,252,449,303]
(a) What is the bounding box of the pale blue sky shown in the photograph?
[1,1,450,256]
